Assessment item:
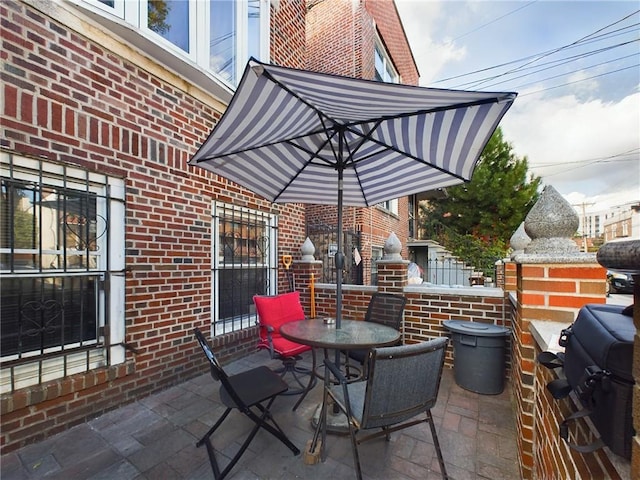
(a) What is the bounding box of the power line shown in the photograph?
[450,39,639,89]
[466,10,640,89]
[485,51,638,90]
[450,1,538,42]
[534,148,640,167]
[434,23,639,85]
[518,64,639,97]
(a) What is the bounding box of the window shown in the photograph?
[370,246,383,285]
[212,203,277,336]
[374,39,399,84]
[83,0,270,87]
[408,195,415,238]
[0,154,125,393]
[378,198,398,215]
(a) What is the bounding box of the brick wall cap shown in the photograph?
[529,320,567,353]
[404,285,504,298]
[512,253,597,264]
[376,259,410,265]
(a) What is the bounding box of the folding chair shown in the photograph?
[193,328,300,479]
[317,337,449,480]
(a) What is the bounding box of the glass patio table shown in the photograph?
[279,318,401,352]
[280,318,401,461]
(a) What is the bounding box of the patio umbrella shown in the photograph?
[189,58,517,329]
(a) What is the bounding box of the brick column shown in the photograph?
[376,260,409,293]
[511,186,607,478]
[376,232,409,294]
[503,259,518,293]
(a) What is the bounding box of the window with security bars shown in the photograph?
[212,203,277,336]
[0,154,125,393]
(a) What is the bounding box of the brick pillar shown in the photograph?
[513,260,606,478]
[503,259,518,293]
[376,259,409,293]
[632,277,639,476]
[511,185,607,479]
[377,232,409,294]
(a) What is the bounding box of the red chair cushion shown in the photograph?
[254,292,310,356]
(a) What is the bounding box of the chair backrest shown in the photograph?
[364,292,406,330]
[194,327,227,383]
[253,291,305,342]
[361,337,448,430]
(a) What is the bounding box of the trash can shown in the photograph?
[443,320,510,394]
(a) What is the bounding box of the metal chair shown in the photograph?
[253,291,317,410]
[193,328,300,480]
[345,292,406,372]
[317,337,449,480]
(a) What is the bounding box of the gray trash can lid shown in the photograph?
[443,320,509,337]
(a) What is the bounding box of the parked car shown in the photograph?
[606,271,635,295]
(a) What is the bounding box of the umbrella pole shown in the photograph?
[333,168,344,370]
[335,170,344,330]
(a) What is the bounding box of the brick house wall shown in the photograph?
[0,0,307,452]
[305,0,418,283]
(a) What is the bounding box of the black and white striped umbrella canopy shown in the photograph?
[190,58,517,207]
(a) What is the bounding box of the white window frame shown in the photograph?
[378,198,399,215]
[74,0,271,88]
[374,37,399,84]
[0,154,126,393]
[211,202,277,336]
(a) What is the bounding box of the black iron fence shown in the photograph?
[306,224,363,284]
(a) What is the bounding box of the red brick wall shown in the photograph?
[404,290,509,369]
[0,0,306,453]
[271,0,307,68]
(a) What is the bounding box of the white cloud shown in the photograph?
[502,91,640,208]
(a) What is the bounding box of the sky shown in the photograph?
[395,0,640,214]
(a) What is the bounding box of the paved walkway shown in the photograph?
[2,351,520,479]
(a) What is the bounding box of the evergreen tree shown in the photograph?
[421,127,541,271]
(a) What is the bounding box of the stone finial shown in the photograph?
[524,185,579,254]
[383,232,402,260]
[510,222,531,257]
[300,237,316,262]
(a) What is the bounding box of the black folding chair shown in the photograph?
[193,328,300,479]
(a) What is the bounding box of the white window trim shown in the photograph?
[210,202,277,337]
[375,36,400,84]
[71,0,270,91]
[0,153,126,393]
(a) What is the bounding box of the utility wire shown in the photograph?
[450,1,538,41]
[434,23,639,85]
[518,64,638,96]
[535,148,640,167]
[484,51,638,90]
[466,10,640,89]
[450,38,639,89]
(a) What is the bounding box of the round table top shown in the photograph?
[279,319,400,350]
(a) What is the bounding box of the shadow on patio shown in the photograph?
[1,350,519,480]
